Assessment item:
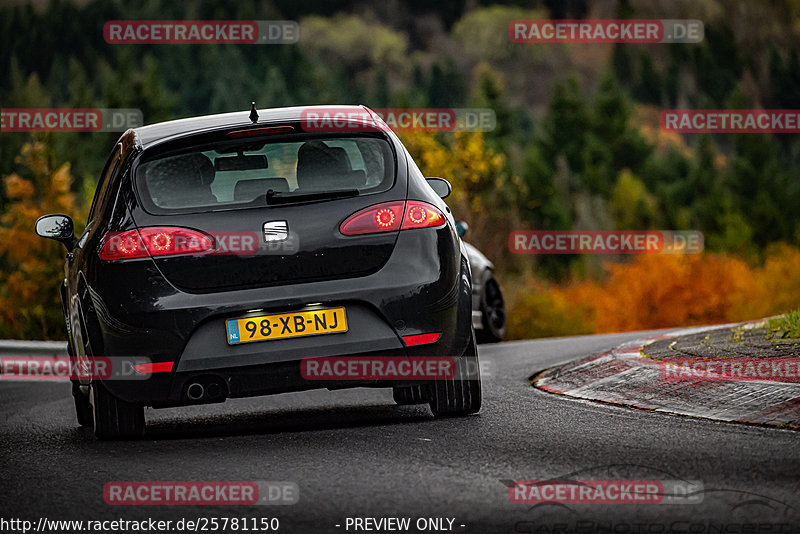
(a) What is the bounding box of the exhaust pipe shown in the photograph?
[187,383,205,401]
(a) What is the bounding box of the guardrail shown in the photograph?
[0,340,68,356]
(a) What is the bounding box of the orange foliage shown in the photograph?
[0,141,86,339]
[506,248,800,339]
[727,244,800,321]
[505,278,595,339]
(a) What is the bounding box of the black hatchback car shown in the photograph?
[36,105,482,439]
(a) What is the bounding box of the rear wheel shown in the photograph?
[68,316,94,427]
[429,331,482,417]
[75,306,146,439]
[90,381,145,440]
[68,336,93,427]
[72,382,93,427]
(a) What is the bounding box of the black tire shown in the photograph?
[90,381,145,440]
[69,317,94,427]
[74,308,143,438]
[476,276,505,343]
[72,382,93,427]
[429,331,482,417]
[393,385,429,405]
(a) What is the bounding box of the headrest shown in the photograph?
[147,153,215,188]
[145,153,217,208]
[296,141,365,190]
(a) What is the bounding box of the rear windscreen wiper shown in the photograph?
[266,188,359,205]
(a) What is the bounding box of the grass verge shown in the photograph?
[768,309,800,339]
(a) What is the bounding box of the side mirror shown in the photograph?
[35,214,76,251]
[455,221,469,238]
[426,177,452,199]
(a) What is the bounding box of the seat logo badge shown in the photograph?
[263,220,289,242]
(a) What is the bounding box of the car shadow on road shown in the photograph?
[128,403,434,441]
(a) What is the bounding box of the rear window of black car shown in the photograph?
[134,135,395,214]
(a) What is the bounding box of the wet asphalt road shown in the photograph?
[1,330,799,534]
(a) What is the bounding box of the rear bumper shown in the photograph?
[84,225,473,404]
[150,348,431,408]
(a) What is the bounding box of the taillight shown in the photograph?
[99,230,147,260]
[340,202,404,235]
[340,201,446,236]
[99,227,213,260]
[138,227,213,257]
[402,202,446,230]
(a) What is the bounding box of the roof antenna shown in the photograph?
[249,102,259,123]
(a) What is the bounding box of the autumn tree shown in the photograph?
[0,140,85,339]
[399,130,519,267]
